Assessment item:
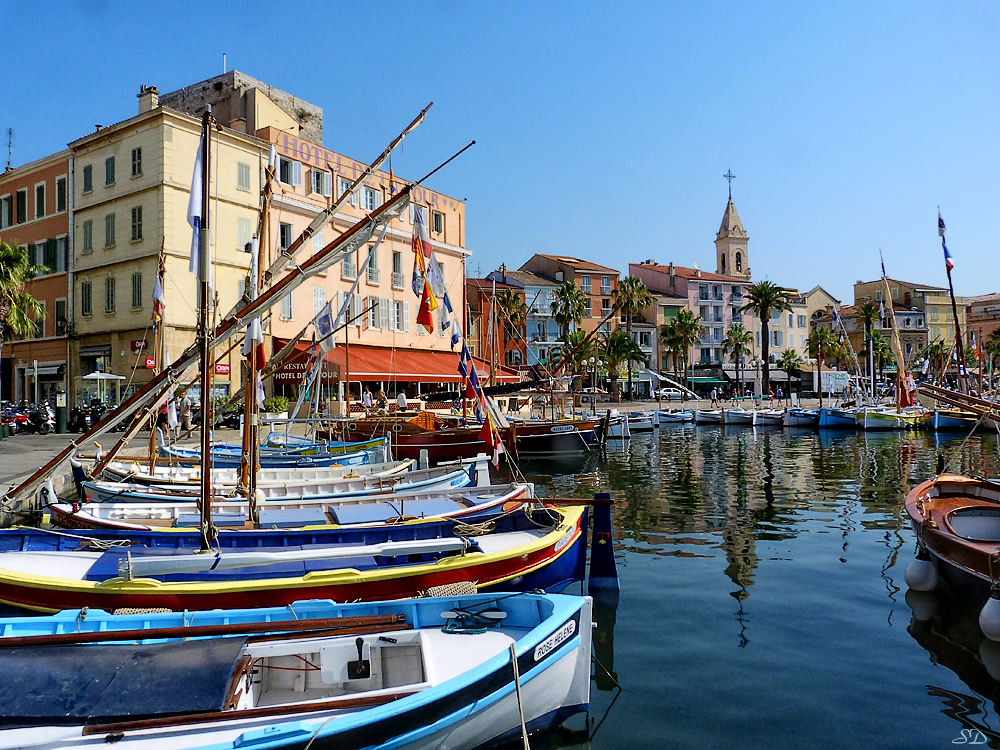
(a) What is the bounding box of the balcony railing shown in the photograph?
[581,284,592,294]
[601,285,611,295]
[367,267,381,284]
[530,306,551,317]
[392,272,405,289]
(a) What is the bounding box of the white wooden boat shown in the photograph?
[626,413,655,431]
[0,592,593,750]
[783,408,819,427]
[694,409,723,424]
[723,408,755,425]
[657,409,695,423]
[754,409,785,427]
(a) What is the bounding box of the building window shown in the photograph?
[105,276,116,313]
[82,165,93,193]
[602,298,611,315]
[311,169,331,197]
[735,252,742,272]
[131,273,142,308]
[363,187,379,212]
[392,251,404,289]
[278,223,293,250]
[713,306,723,323]
[237,217,252,251]
[433,211,444,234]
[131,148,142,177]
[15,189,26,223]
[721,254,727,273]
[367,247,380,284]
[280,291,293,320]
[131,206,142,241]
[700,305,710,322]
[368,297,381,329]
[56,176,67,212]
[0,194,10,228]
[713,284,723,300]
[81,281,92,316]
[771,330,782,346]
[55,298,67,335]
[798,315,806,328]
[105,213,115,247]
[105,156,115,186]
[277,156,301,186]
[581,275,591,294]
[313,286,325,316]
[771,309,780,323]
[585,300,592,318]
[311,231,325,255]
[601,276,611,295]
[82,220,93,253]
[337,177,356,206]
[35,183,45,219]
[342,252,356,280]
[237,162,251,192]
[34,301,46,338]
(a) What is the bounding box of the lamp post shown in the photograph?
[589,356,598,415]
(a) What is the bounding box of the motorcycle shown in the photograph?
[25,403,55,435]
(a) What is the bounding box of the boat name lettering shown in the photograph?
[551,425,574,434]
[533,619,576,662]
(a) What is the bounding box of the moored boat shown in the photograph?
[0,592,593,750]
[722,408,754,425]
[754,409,784,427]
[783,408,819,427]
[694,409,722,424]
[817,407,859,429]
[511,419,596,454]
[657,409,695,424]
[933,408,981,432]
[626,413,655,431]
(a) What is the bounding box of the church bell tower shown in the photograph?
[715,172,750,280]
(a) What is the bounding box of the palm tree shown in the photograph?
[855,301,880,396]
[494,287,527,366]
[601,330,645,403]
[0,242,45,405]
[550,280,587,343]
[612,277,654,399]
[559,329,598,393]
[806,325,836,407]
[659,320,682,382]
[722,322,753,399]
[739,280,791,397]
[924,339,949,381]
[869,331,892,388]
[778,349,802,405]
[667,309,703,392]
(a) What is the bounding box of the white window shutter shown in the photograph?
[380,297,389,329]
[324,172,333,197]
[292,161,302,187]
[336,291,346,326]
[403,301,410,332]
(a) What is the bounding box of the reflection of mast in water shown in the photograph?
[591,591,620,693]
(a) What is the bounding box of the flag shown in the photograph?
[417,281,435,333]
[478,412,505,468]
[451,324,462,350]
[187,133,205,276]
[878,300,884,323]
[315,302,335,353]
[151,276,165,326]
[938,209,947,237]
[167,400,178,429]
[944,242,954,271]
[922,358,929,374]
[466,362,480,400]
[458,345,470,378]
[255,372,265,410]
[412,207,432,258]
[241,239,266,367]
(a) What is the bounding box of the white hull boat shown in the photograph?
[694,410,723,424]
[723,408,755,425]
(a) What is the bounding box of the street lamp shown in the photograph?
[588,356,598,415]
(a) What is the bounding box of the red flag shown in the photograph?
[416,282,435,333]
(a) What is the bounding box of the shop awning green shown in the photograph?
[687,377,728,386]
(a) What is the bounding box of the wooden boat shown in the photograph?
[754,409,785,427]
[783,408,819,427]
[656,409,695,423]
[856,407,926,431]
[160,443,373,469]
[933,408,980,432]
[0,592,592,750]
[0,505,587,613]
[722,408,755,425]
[510,419,596,455]
[99,457,416,488]
[694,409,723,424]
[49,482,532,532]
[263,432,387,455]
[626,413,655,431]
[817,407,859,428]
[902,474,1000,642]
[599,411,630,439]
[78,462,483,505]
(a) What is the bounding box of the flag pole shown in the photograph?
[939,208,968,394]
[197,109,214,553]
[148,239,166,472]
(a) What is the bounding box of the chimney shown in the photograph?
[695,268,701,278]
[669,262,675,290]
[138,85,159,114]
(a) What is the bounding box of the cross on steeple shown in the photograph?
[724,169,735,199]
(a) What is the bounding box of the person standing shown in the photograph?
[710,387,719,408]
[362,387,373,413]
[396,391,408,412]
[178,390,192,437]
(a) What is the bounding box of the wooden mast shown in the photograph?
[197,109,214,553]
[147,239,166,472]
[940,209,969,394]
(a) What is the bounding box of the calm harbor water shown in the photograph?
[497,425,1000,750]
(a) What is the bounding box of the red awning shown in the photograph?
[271,341,519,384]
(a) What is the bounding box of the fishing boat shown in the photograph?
[754,409,784,427]
[902,474,1000,642]
[598,410,630,439]
[159,442,373,469]
[656,409,695,424]
[0,505,587,613]
[47,482,533,532]
[0,592,593,750]
[694,409,723,425]
[817,407,859,429]
[782,408,819,427]
[626,412,655,431]
[98,456,416,488]
[722,408,755,425]
[932,408,981,432]
[263,432,387,455]
[855,407,926,431]
[510,419,596,455]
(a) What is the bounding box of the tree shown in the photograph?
[612,277,654,399]
[601,330,645,403]
[739,280,791,397]
[0,242,45,404]
[855,301,880,395]
[666,309,703,391]
[659,320,682,382]
[806,324,836,407]
[494,287,527,366]
[722,322,753,399]
[924,339,949,381]
[559,329,598,393]
[550,280,587,343]
[778,349,802,405]
[868,331,892,387]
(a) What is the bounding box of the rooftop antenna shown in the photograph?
[724,169,735,199]
[223,53,226,74]
[6,128,12,171]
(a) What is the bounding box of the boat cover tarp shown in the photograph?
[0,636,247,726]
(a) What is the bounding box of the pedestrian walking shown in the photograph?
[177,390,192,437]
[711,387,719,407]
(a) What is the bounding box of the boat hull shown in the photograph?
[817,408,858,428]
[512,421,594,455]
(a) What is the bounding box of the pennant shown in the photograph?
[255,372,265,410]
[466,362,480,400]
[151,275,165,326]
[451,325,462,351]
[315,301,335,353]
[944,242,954,271]
[478,412,504,468]
[417,282,435,333]
[922,358,930,374]
[167,400,178,429]
[241,238,266,367]
[938,209,947,237]
[458,345,470,378]
[187,132,205,276]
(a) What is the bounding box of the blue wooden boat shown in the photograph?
[159,443,372,468]
[818,407,859,429]
[933,408,980,432]
[0,592,592,750]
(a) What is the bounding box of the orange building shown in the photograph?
[517,254,620,335]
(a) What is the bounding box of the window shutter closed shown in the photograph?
[292,161,302,187]
[403,301,410,332]
[380,297,389,329]
[336,291,346,326]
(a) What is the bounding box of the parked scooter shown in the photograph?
[25,402,55,435]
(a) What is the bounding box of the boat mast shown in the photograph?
[147,239,166,473]
[197,109,214,552]
[940,208,969,394]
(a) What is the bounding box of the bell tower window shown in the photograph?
[721,254,726,273]
[736,252,742,272]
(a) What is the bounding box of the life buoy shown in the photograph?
[392,423,403,433]
[348,422,358,431]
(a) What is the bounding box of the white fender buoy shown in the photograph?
[904,548,938,592]
[254,489,266,505]
[37,480,57,506]
[981,591,1000,642]
[981,639,1000,680]
[905,589,938,622]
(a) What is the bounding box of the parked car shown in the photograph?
[654,387,685,401]
[581,387,610,403]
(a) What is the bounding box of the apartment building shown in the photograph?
[518,254,620,335]
[465,278,526,371]
[0,151,71,404]
[485,268,561,368]
[854,277,961,352]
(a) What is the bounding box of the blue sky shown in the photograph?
[3,1,999,302]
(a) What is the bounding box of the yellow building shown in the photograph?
[854,277,963,350]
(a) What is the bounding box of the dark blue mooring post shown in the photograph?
[588,491,619,597]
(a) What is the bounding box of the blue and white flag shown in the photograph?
[187,133,204,276]
[458,344,469,378]
[938,209,947,237]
